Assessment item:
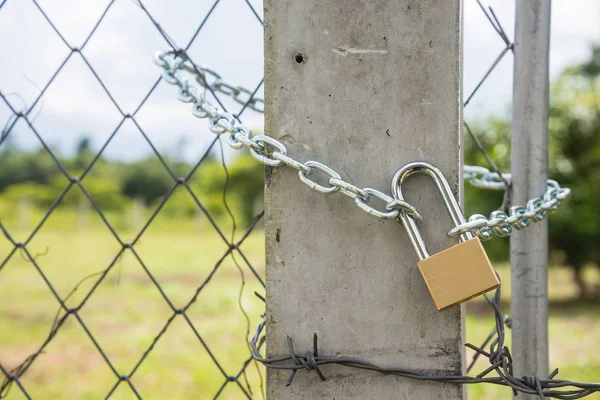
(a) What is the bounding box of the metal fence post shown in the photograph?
[511,1,552,397]
[264,0,465,398]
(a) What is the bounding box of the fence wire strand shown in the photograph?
[464,0,514,211]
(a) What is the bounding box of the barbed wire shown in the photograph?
[249,285,600,399]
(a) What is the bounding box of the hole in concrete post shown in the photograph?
[295,53,306,64]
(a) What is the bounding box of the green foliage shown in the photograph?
[0,175,129,213]
[75,177,130,211]
[121,159,175,204]
[0,143,265,229]
[222,155,265,226]
[0,149,59,189]
[154,155,264,227]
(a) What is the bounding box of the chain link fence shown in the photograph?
[0,0,595,399]
[0,0,266,398]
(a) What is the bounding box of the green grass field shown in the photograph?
[0,212,599,399]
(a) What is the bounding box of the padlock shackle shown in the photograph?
[391,161,473,260]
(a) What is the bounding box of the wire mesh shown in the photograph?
[0,0,266,398]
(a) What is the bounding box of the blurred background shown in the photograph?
[0,0,598,399]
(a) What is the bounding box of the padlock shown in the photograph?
[391,161,500,311]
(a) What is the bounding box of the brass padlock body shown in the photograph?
[417,237,500,311]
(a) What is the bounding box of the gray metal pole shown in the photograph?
[511,1,551,398]
[264,0,464,398]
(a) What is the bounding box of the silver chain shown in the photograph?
[154,50,570,241]
[172,56,265,113]
[460,166,571,240]
[154,50,423,223]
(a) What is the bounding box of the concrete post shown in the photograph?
[510,1,551,398]
[264,1,464,398]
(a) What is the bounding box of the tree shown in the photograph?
[74,136,94,170]
[122,158,175,204]
[547,45,600,297]
[0,149,59,191]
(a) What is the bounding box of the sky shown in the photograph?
[0,0,598,163]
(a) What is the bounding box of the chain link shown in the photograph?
[154,50,570,240]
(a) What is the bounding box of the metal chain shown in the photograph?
[460,166,571,241]
[154,50,423,223]
[154,50,570,240]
